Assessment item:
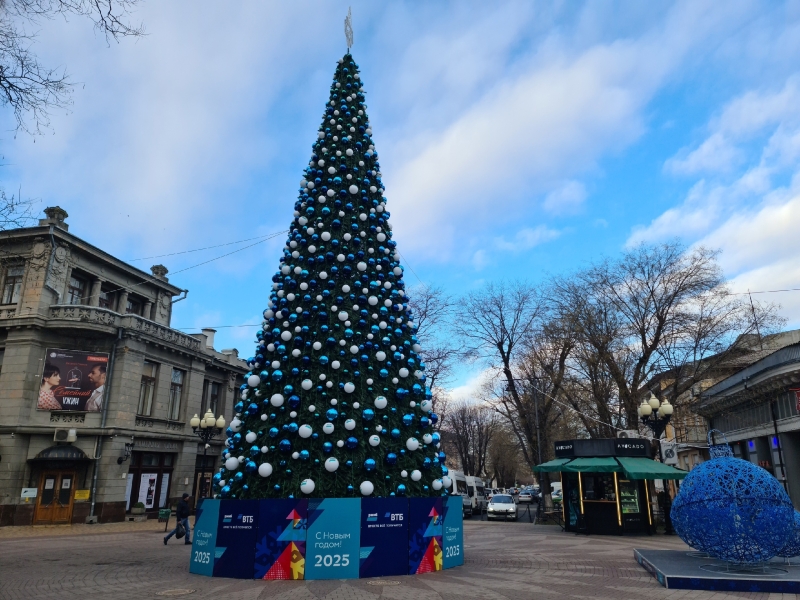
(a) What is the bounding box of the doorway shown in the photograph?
[34,471,75,525]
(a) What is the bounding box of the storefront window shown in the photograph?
[582,474,616,501]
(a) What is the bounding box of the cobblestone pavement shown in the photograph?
[0,520,784,600]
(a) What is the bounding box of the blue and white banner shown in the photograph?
[306,498,361,580]
[213,499,259,579]
[190,498,219,576]
[442,495,464,569]
[360,497,409,578]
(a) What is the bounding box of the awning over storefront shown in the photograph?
[532,458,572,472]
[562,457,621,473]
[616,456,688,480]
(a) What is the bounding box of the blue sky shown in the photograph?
[4,1,800,397]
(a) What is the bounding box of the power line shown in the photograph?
[125,232,286,262]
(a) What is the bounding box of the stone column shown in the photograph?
[89,278,103,307]
[117,290,129,314]
[143,301,153,321]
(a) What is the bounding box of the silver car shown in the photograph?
[487,494,517,521]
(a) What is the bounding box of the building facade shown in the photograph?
[695,341,800,510]
[0,207,246,526]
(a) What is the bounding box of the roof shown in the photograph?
[534,456,687,480]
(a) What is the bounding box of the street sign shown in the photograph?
[21,488,37,499]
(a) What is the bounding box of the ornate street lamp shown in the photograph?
[189,409,226,499]
[638,392,675,534]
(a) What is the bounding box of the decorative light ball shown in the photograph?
[410,470,422,482]
[301,379,313,391]
[369,435,380,447]
[406,437,419,451]
[225,457,240,471]
[325,457,339,472]
[300,479,315,494]
[442,476,452,488]
[432,479,443,491]
[672,455,794,563]
[360,481,374,496]
[270,394,285,407]
[247,374,261,387]
[298,425,313,439]
[420,399,433,413]
[398,368,409,378]
[423,433,433,444]
[344,382,355,393]
[401,470,408,478]
[374,395,388,409]
[345,419,356,430]
[322,423,335,434]
[245,432,257,443]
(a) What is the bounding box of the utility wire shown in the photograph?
[125,232,286,262]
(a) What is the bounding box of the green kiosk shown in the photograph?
[534,439,687,535]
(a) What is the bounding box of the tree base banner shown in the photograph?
[408,498,443,574]
[189,498,220,576]
[442,495,464,569]
[360,497,409,578]
[305,498,361,580]
[255,499,308,580]
[213,499,260,579]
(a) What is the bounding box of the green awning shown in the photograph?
[617,457,688,480]
[532,458,572,472]
[562,457,621,473]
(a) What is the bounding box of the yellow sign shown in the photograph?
[74,489,91,501]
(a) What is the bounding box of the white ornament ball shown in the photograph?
[321,232,331,241]
[258,462,273,477]
[432,479,443,491]
[344,382,355,393]
[357,262,367,272]
[332,360,341,369]
[442,476,452,488]
[368,296,378,306]
[399,368,409,378]
[336,440,345,448]
[338,311,349,322]
[420,399,433,413]
[369,435,380,447]
[360,481,374,496]
[406,437,420,451]
[301,379,313,390]
[298,425,313,439]
[308,405,316,412]
[300,479,315,494]
[270,394,285,407]
[313,342,322,350]
[345,419,356,431]
[353,402,360,409]
[374,395,388,409]
[230,418,242,432]
[349,185,359,194]
[260,414,268,421]
[245,431,257,443]
[292,452,299,459]
[423,433,433,444]
[280,330,292,341]
[325,457,339,472]
[247,374,261,387]
[401,470,408,478]
[323,422,335,434]
[261,446,268,453]
[411,470,422,482]
[225,457,240,471]
[376,351,386,362]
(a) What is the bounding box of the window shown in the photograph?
[137,360,158,416]
[582,474,616,501]
[2,266,24,304]
[126,298,142,315]
[68,274,87,305]
[203,380,221,415]
[99,288,115,309]
[167,368,185,420]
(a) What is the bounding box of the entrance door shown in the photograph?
[34,471,75,525]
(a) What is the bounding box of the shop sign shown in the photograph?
[21,488,37,499]
[554,441,574,457]
[614,439,649,456]
[74,489,91,500]
[136,439,180,451]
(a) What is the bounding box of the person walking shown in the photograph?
[164,493,192,545]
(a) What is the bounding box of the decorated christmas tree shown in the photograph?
[214,53,450,500]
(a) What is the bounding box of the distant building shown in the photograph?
[0,207,246,526]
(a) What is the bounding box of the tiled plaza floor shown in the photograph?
[0,519,786,599]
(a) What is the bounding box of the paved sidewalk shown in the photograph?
[0,520,777,600]
[0,516,193,539]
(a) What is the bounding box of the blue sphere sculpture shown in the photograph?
[671,456,794,563]
[777,512,800,558]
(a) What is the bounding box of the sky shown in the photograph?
[4,0,800,398]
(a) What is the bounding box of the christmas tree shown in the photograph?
[214,53,449,500]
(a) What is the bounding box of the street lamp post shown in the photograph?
[637,392,674,534]
[189,409,226,500]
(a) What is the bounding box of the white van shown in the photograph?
[449,471,472,516]
[466,476,487,513]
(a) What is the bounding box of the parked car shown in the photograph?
[551,489,563,503]
[459,493,472,518]
[518,490,534,503]
[487,494,517,521]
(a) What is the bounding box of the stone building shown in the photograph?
[0,207,247,526]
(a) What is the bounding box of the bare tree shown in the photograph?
[1,0,144,134]
[487,426,522,488]
[443,400,498,477]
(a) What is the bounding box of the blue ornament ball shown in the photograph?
[397,484,406,496]
[671,456,794,563]
[279,439,292,453]
[364,458,376,471]
[386,452,397,465]
[346,436,358,448]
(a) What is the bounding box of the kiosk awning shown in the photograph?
[616,457,688,480]
[532,458,572,472]
[562,457,621,473]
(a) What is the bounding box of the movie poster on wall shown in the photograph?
[37,349,109,412]
[138,473,158,509]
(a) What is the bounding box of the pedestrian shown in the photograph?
[164,493,192,545]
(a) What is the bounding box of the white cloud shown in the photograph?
[543,180,587,214]
[448,368,495,403]
[495,226,561,252]
[472,249,490,271]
